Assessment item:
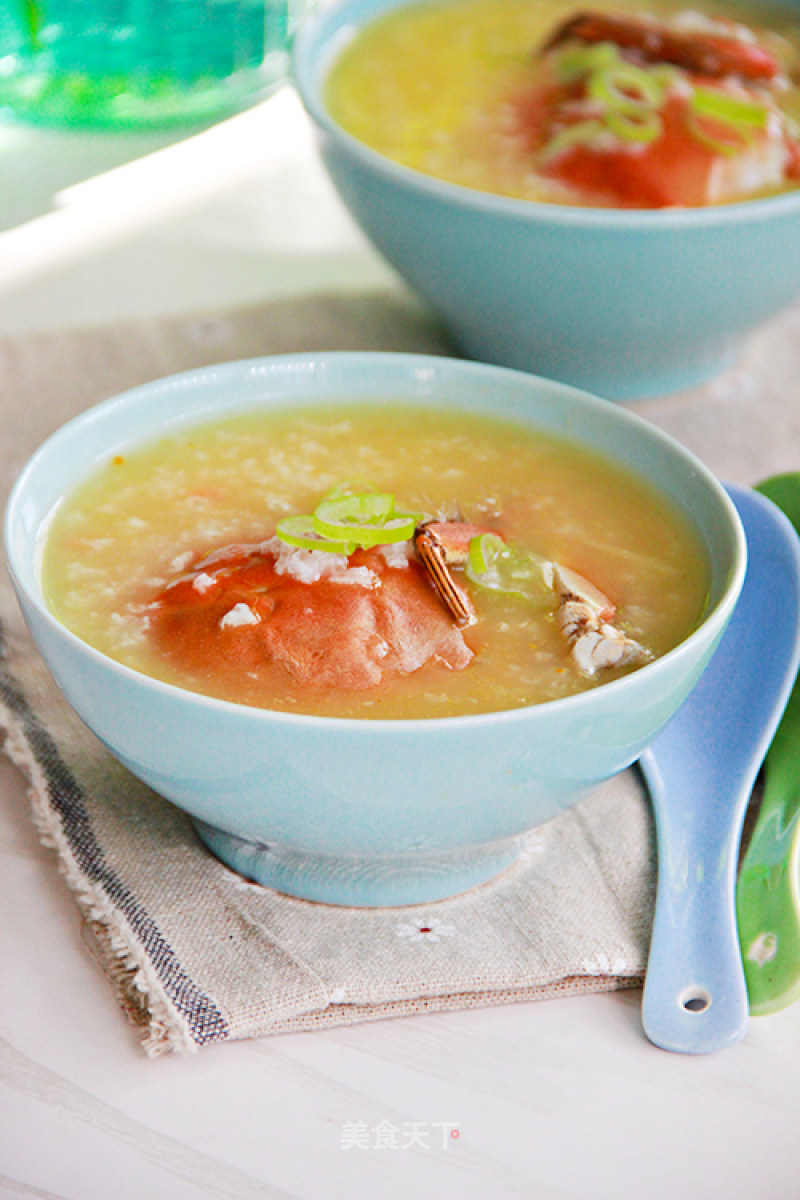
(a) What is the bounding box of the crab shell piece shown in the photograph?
[416,520,502,565]
[413,520,504,625]
[150,541,474,690]
[542,10,782,80]
[414,526,477,626]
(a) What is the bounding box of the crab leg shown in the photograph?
[543,11,782,81]
[414,523,478,626]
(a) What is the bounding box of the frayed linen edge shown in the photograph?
[1,708,198,1057]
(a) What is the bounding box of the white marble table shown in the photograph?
[1,87,800,1200]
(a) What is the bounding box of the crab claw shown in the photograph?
[549,563,652,676]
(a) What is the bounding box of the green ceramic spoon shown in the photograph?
[737,472,800,1015]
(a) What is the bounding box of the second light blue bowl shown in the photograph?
[292,0,800,400]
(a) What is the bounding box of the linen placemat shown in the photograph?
[1,292,798,1054]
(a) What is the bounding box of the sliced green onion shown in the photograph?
[276,490,423,554]
[275,514,355,555]
[314,492,396,528]
[606,105,662,143]
[685,110,751,156]
[313,491,420,546]
[467,532,506,576]
[689,86,769,130]
[589,62,668,111]
[554,40,620,83]
[466,535,550,602]
[313,512,417,547]
[538,117,607,162]
[685,86,769,156]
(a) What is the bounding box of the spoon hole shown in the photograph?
[681,987,712,1014]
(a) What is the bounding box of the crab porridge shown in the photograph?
[41,402,710,718]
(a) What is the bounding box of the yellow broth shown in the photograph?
[41,404,709,718]
[324,0,800,206]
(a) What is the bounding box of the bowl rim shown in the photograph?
[291,0,800,231]
[4,350,748,732]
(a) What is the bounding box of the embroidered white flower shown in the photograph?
[518,828,549,860]
[395,917,456,944]
[581,953,632,976]
[328,987,347,1004]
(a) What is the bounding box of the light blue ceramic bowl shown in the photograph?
[292,0,800,401]
[4,353,746,906]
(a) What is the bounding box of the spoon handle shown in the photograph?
[640,748,751,1052]
[640,485,800,1053]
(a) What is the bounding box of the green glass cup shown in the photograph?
[0,0,297,130]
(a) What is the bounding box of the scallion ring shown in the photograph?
[467,532,506,576]
[312,492,420,546]
[538,118,607,161]
[589,62,667,111]
[466,535,550,602]
[685,86,769,156]
[606,105,662,143]
[689,86,769,130]
[554,40,620,84]
[275,514,355,555]
[314,492,396,528]
[313,512,418,547]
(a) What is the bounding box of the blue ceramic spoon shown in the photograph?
[639,484,800,1054]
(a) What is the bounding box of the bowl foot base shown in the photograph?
[192,819,523,907]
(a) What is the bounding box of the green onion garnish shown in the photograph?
[313,491,394,531]
[275,514,357,555]
[467,532,506,576]
[606,105,662,143]
[554,40,620,84]
[543,47,674,159]
[690,87,770,129]
[313,492,419,546]
[685,86,769,156]
[275,490,422,554]
[466,534,550,602]
[538,118,607,161]
[588,62,668,112]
